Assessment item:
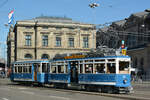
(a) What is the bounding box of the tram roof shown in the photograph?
[13,60,49,64]
[50,55,131,62]
[12,56,130,64]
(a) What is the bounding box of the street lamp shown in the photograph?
[89,3,99,8]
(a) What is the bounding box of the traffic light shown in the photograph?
[121,40,125,49]
[121,40,127,55]
[121,45,125,49]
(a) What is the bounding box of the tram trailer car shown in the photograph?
[48,56,132,93]
[10,60,49,85]
[10,56,132,93]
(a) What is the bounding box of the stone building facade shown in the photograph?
[7,25,15,68]
[97,9,150,49]
[7,17,96,68]
[123,9,150,48]
[97,9,150,77]
[127,44,150,78]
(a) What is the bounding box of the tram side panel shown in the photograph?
[77,56,132,92]
[48,61,71,84]
[48,74,70,83]
[10,64,33,82]
[13,73,32,82]
[78,74,116,85]
[78,74,131,87]
[10,61,49,84]
[115,74,131,87]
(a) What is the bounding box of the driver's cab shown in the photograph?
[117,58,131,74]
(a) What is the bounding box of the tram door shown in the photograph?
[70,61,78,83]
[33,64,38,81]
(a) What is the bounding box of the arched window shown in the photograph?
[24,54,32,59]
[41,54,49,59]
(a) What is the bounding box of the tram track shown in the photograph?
[5,82,150,100]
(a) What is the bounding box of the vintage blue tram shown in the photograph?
[10,60,49,84]
[48,55,132,93]
[10,54,132,93]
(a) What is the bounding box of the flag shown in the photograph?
[8,10,14,24]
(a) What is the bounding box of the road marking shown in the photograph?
[2,98,9,100]
[49,95,70,100]
[21,91,35,95]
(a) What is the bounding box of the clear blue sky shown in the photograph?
[0,0,150,59]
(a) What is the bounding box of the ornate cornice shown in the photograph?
[17,47,91,51]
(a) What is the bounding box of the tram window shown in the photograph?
[29,66,32,73]
[23,67,25,73]
[85,64,93,73]
[119,62,129,70]
[23,67,28,73]
[58,65,64,73]
[80,64,83,73]
[65,65,68,73]
[42,63,47,73]
[51,67,56,73]
[107,63,116,73]
[38,64,40,72]
[119,61,129,74]
[25,67,28,73]
[18,67,22,73]
[15,67,17,73]
[95,64,105,73]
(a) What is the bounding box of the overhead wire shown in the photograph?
[103,30,150,37]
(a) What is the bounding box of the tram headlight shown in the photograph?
[123,79,127,84]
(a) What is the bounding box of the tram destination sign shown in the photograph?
[64,54,85,59]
